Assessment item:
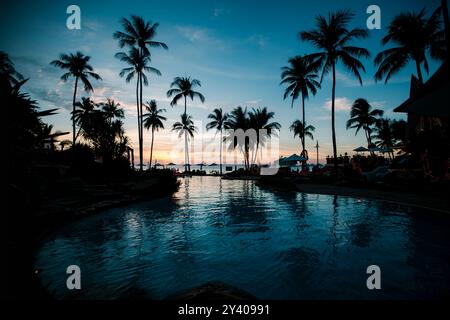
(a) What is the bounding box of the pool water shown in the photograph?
[35,176,450,299]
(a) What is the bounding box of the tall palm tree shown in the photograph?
[101,99,124,123]
[116,47,161,170]
[114,15,167,170]
[143,100,166,168]
[72,97,97,143]
[167,76,205,172]
[0,51,24,85]
[248,107,281,165]
[374,8,445,84]
[50,51,102,145]
[346,98,384,154]
[290,120,315,153]
[172,113,197,172]
[281,55,320,167]
[225,106,250,169]
[206,108,230,175]
[167,76,205,115]
[300,10,369,169]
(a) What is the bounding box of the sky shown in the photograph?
[1,0,445,165]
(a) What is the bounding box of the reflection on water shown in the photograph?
[35,176,450,299]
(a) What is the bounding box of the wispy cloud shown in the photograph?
[176,26,224,48]
[213,7,231,17]
[248,34,268,48]
[323,97,352,111]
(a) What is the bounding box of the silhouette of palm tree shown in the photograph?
[300,10,369,169]
[167,76,205,116]
[346,98,384,154]
[143,100,166,168]
[375,8,445,84]
[281,55,320,167]
[50,52,101,145]
[290,120,315,153]
[172,113,198,172]
[72,97,97,141]
[0,51,24,85]
[116,47,161,170]
[114,15,167,170]
[101,99,124,123]
[248,107,281,165]
[206,108,230,175]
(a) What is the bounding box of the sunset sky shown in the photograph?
[1,0,444,164]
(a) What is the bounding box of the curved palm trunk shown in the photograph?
[139,72,144,171]
[364,128,373,156]
[301,95,307,171]
[331,63,338,170]
[72,76,79,146]
[149,127,155,168]
[135,74,141,171]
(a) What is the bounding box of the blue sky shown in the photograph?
[1,0,445,164]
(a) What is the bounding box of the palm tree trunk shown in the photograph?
[139,72,144,171]
[72,76,79,146]
[183,95,189,171]
[150,127,155,168]
[365,128,373,156]
[219,129,223,175]
[415,60,424,84]
[184,131,189,172]
[301,95,306,170]
[331,63,338,170]
[136,74,141,170]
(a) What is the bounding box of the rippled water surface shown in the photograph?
[35,176,450,299]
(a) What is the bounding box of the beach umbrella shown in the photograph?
[353,146,369,153]
[209,163,218,166]
[167,162,176,166]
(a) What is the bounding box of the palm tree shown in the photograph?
[225,106,250,169]
[0,51,24,85]
[114,15,167,170]
[167,76,205,172]
[116,47,161,170]
[113,15,168,56]
[374,119,395,159]
[50,52,102,145]
[300,10,369,169]
[374,8,445,84]
[248,107,281,165]
[143,100,166,168]
[167,76,205,116]
[206,108,230,175]
[172,113,198,172]
[101,99,124,123]
[72,97,97,141]
[290,120,315,153]
[346,98,384,154]
[281,55,320,167]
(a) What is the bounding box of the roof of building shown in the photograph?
[394,62,450,118]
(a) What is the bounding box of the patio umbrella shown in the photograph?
[167,162,176,166]
[209,163,218,166]
[353,146,369,153]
